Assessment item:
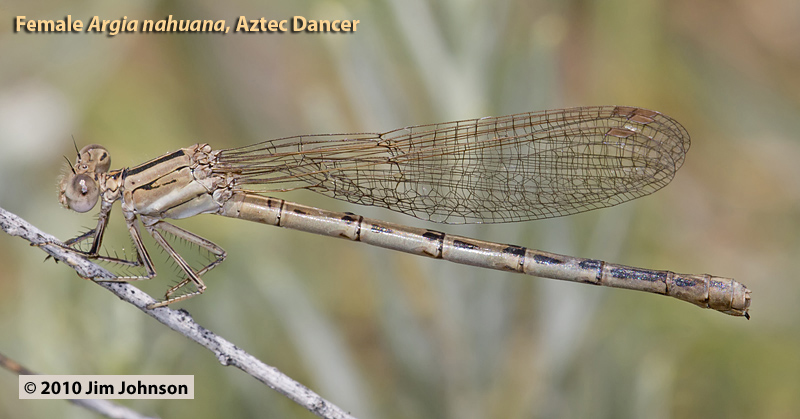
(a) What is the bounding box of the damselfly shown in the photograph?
[53,106,750,317]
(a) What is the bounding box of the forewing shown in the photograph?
[215,106,689,224]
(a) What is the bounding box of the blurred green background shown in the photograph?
[1,0,798,418]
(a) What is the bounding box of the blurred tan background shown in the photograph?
[1,0,798,418]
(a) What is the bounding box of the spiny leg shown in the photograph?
[47,212,224,307]
[38,201,143,269]
[91,216,157,282]
[55,229,143,268]
[157,222,226,300]
[149,220,227,302]
[142,220,226,308]
[154,220,227,278]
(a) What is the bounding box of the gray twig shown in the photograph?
[0,206,357,419]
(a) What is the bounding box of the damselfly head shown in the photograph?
[57,144,110,213]
[74,144,111,175]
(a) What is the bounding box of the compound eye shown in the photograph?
[64,173,99,213]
